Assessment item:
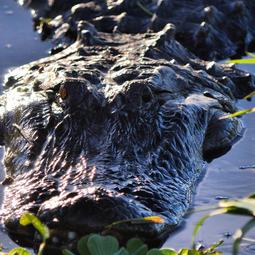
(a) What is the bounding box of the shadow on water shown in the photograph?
[0,1,254,254]
[0,0,50,250]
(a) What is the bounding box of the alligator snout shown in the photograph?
[4,179,172,253]
[38,189,170,247]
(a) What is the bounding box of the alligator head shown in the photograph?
[0,1,255,254]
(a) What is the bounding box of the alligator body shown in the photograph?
[27,0,255,60]
[0,0,255,253]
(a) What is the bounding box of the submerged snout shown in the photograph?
[40,190,171,245]
[4,186,172,253]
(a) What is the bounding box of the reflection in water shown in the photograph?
[0,1,50,85]
[0,1,254,254]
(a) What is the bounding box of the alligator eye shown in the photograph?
[59,87,68,100]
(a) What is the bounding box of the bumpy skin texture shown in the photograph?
[0,0,255,253]
[26,0,255,60]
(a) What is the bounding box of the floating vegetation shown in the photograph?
[193,193,255,255]
[0,214,222,255]
[63,234,223,255]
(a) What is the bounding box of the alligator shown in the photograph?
[0,0,255,254]
[25,0,255,60]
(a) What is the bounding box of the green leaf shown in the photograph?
[220,107,255,119]
[227,59,255,64]
[219,199,255,216]
[246,52,255,58]
[113,248,129,255]
[243,91,255,100]
[107,216,164,230]
[38,243,46,255]
[146,249,163,255]
[19,213,49,241]
[192,209,228,246]
[204,240,224,253]
[126,238,148,255]
[8,248,31,255]
[78,235,93,255]
[87,234,119,255]
[159,249,177,255]
[62,249,77,255]
[233,219,255,255]
[178,249,201,255]
[177,249,189,255]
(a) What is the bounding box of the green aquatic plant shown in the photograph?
[20,213,49,255]
[0,213,49,255]
[223,53,255,118]
[106,215,165,230]
[4,248,30,255]
[228,52,255,64]
[193,193,255,255]
[63,234,223,255]
[0,214,222,255]
[220,107,255,119]
[220,89,255,119]
[1,192,252,255]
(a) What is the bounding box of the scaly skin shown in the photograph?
[0,1,254,254]
[23,0,255,60]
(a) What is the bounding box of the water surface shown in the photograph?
[0,1,50,85]
[0,0,50,250]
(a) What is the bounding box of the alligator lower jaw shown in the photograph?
[6,221,177,254]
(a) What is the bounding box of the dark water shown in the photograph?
[0,1,254,254]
